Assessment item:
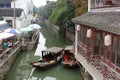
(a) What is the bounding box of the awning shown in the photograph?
[0,21,10,30]
[42,47,63,53]
[64,45,74,50]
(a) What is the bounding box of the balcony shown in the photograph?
[91,6,120,12]
[90,0,120,12]
[76,42,120,80]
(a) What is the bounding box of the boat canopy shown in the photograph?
[42,47,63,53]
[64,45,74,50]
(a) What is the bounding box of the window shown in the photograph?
[0,4,11,8]
[91,0,104,7]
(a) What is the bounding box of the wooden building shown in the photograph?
[72,0,120,80]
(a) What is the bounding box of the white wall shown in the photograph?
[11,0,34,29]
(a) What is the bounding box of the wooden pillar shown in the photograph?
[91,30,94,56]
[99,32,102,55]
[109,35,113,65]
[114,38,119,69]
[104,46,108,61]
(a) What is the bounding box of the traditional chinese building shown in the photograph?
[72,0,120,80]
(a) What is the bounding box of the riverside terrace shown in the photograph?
[0,29,40,79]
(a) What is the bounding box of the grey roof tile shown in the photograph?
[0,8,23,17]
[72,11,120,35]
[0,0,14,4]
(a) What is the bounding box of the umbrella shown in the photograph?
[19,27,33,32]
[0,32,15,39]
[0,21,11,30]
[4,28,20,34]
[28,24,41,29]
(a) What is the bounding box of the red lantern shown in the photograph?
[104,35,112,46]
[77,25,81,32]
[87,29,92,38]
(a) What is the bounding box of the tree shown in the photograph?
[38,0,88,36]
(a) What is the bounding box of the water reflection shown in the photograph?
[6,26,83,80]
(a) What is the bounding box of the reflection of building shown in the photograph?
[72,0,120,80]
[0,0,34,29]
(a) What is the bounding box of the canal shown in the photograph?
[5,22,83,80]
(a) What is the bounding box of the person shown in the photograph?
[8,40,13,47]
[64,54,68,61]
[29,31,33,41]
[42,57,46,62]
[3,41,8,49]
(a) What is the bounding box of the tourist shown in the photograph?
[3,40,8,49]
[8,40,13,47]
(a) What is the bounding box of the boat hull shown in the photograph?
[62,61,78,68]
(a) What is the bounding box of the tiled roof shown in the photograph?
[72,11,120,35]
[0,0,14,4]
[0,8,23,17]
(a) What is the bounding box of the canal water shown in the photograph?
[5,23,83,80]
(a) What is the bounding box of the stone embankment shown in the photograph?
[0,29,40,80]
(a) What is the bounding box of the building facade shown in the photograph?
[11,0,34,29]
[0,0,34,29]
[72,0,120,80]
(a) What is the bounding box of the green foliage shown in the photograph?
[49,5,67,25]
[38,0,88,36]
[39,1,56,19]
[73,0,88,16]
[49,0,75,26]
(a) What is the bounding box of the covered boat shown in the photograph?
[30,47,63,70]
[62,45,78,68]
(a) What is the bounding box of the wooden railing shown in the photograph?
[0,48,11,60]
[0,41,20,61]
[91,3,120,9]
[78,42,120,80]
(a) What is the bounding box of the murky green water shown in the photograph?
[5,23,83,80]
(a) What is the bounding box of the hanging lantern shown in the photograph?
[104,35,112,46]
[87,29,92,38]
[77,24,81,32]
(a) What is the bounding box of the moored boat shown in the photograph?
[62,45,78,68]
[30,47,63,70]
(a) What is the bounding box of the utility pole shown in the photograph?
[14,0,16,29]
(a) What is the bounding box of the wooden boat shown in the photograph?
[30,47,63,70]
[62,45,78,68]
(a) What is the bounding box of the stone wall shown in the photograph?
[44,20,75,42]
[66,29,75,42]
[0,44,21,80]
[44,20,59,34]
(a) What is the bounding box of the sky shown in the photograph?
[32,0,57,7]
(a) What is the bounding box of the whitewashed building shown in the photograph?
[11,0,34,29]
[0,0,34,29]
